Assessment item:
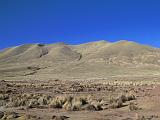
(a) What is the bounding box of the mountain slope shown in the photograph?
[81,40,160,64]
[0,43,81,63]
[0,40,160,80]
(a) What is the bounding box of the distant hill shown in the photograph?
[0,40,160,80]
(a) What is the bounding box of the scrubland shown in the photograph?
[0,79,160,120]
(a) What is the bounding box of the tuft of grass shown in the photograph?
[109,93,136,109]
[0,94,9,100]
[109,99,123,109]
[49,95,72,108]
[27,99,39,108]
[135,114,147,120]
[129,102,138,111]
[49,95,102,111]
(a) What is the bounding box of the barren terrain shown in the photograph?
[0,40,160,120]
[0,79,160,120]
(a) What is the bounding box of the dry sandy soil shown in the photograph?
[0,79,160,120]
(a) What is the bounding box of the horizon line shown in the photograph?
[0,39,159,51]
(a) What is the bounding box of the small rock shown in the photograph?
[0,111,4,119]
[52,115,69,120]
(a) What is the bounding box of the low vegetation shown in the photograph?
[0,79,159,120]
[109,93,136,109]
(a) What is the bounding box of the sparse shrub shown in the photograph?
[2,112,20,120]
[118,94,127,103]
[126,93,136,101]
[4,93,105,111]
[63,101,72,111]
[37,44,45,47]
[50,99,63,108]
[11,100,23,107]
[86,95,93,103]
[49,95,103,111]
[136,115,147,120]
[27,99,39,108]
[90,101,103,111]
[109,96,116,103]
[49,96,68,108]
[26,114,39,119]
[117,93,135,103]
[79,96,88,105]
[109,92,136,109]
[109,99,123,109]
[21,93,33,99]
[82,104,97,111]
[71,97,83,111]
[0,94,9,100]
[117,99,124,108]
[135,113,148,120]
[38,96,48,106]
[0,100,7,106]
[129,102,138,111]
[7,96,29,108]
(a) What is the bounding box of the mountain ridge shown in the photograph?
[0,40,160,80]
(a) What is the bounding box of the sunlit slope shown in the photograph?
[0,40,160,80]
[76,40,160,65]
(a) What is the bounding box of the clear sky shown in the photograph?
[1,0,160,49]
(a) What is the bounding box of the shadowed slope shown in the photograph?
[0,43,81,63]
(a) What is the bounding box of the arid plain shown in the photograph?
[0,40,160,120]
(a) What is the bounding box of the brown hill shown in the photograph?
[0,40,160,80]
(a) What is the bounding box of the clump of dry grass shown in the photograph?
[117,93,136,102]
[7,98,27,107]
[0,94,9,100]
[27,99,39,108]
[71,97,84,111]
[135,113,147,120]
[0,111,40,120]
[49,95,86,111]
[129,102,138,111]
[1,112,20,120]
[6,93,51,109]
[49,96,69,108]
[109,99,123,109]
[89,101,103,111]
[38,96,48,106]
[126,92,136,101]
[109,93,136,109]
[49,95,102,111]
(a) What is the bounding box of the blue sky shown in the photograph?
[0,0,160,49]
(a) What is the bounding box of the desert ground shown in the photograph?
[0,78,160,120]
[0,41,160,120]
